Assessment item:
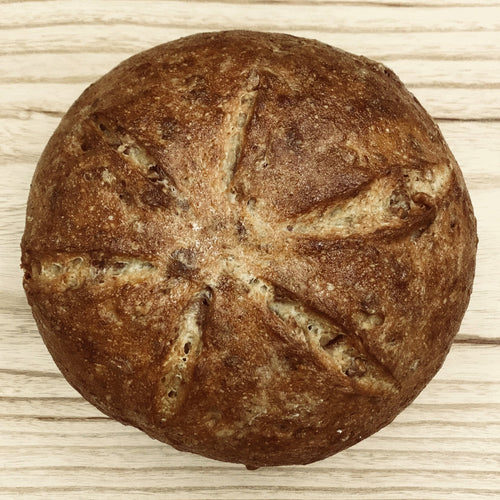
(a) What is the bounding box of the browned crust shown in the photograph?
[21,30,477,468]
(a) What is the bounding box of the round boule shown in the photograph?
[21,30,477,468]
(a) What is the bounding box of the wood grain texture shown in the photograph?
[1,0,499,498]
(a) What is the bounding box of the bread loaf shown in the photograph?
[21,30,477,468]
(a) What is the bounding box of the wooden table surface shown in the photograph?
[1,1,499,498]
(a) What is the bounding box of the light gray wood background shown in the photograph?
[1,0,499,498]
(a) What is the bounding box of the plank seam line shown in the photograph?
[1,22,499,34]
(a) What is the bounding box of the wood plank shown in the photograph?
[1,466,499,494]
[465,190,500,332]
[412,88,500,120]
[2,445,498,474]
[0,343,498,394]
[2,52,499,90]
[1,343,498,395]
[2,83,499,120]
[2,27,500,60]
[1,344,498,415]
[439,121,500,189]
[1,0,498,6]
[3,119,500,189]
[1,1,499,32]
[0,489,498,500]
